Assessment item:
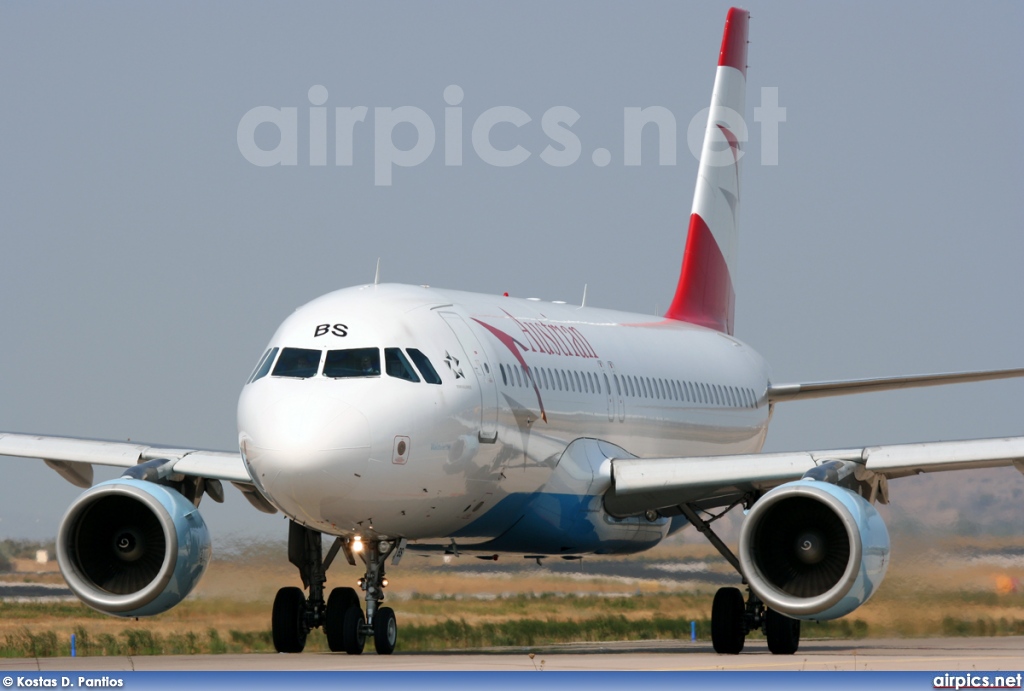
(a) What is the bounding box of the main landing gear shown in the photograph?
[272,521,404,655]
[678,504,800,655]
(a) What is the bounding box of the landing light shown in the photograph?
[351,536,364,553]
[381,578,388,588]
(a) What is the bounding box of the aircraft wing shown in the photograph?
[0,431,253,487]
[604,436,1024,517]
[767,367,1024,403]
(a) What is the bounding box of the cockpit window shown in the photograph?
[247,349,272,383]
[247,348,271,383]
[384,348,420,382]
[249,347,279,384]
[323,348,380,378]
[272,347,321,379]
[407,348,442,385]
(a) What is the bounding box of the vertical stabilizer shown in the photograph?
[665,7,749,335]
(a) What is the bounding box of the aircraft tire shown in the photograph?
[342,604,366,655]
[373,606,398,655]
[271,587,307,654]
[711,587,745,654]
[765,608,800,655]
[325,587,360,652]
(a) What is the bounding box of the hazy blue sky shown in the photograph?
[1,2,1021,543]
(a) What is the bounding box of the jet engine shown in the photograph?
[56,478,212,617]
[738,479,890,621]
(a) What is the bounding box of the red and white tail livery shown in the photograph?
[667,7,748,334]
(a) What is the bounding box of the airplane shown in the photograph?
[1,6,1023,658]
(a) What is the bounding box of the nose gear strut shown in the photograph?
[271,520,404,655]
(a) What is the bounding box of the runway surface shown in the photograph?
[1,637,1021,672]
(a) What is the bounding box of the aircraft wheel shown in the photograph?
[325,587,360,652]
[711,587,745,654]
[373,606,398,655]
[342,604,366,655]
[765,608,800,655]
[272,586,307,653]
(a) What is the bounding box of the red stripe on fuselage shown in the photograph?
[665,213,735,334]
[718,7,749,77]
[472,317,548,423]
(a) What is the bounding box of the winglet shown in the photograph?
[665,8,749,335]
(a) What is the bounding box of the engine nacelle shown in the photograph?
[56,478,212,617]
[738,480,890,621]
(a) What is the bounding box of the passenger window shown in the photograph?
[613,374,621,396]
[541,368,549,389]
[603,373,610,397]
[273,347,321,379]
[407,348,442,385]
[514,366,522,387]
[500,363,508,386]
[573,371,581,392]
[324,347,380,378]
[384,348,420,382]
[249,347,278,384]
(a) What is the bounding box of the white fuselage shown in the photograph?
[237,283,772,554]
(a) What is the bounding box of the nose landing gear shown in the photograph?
[335,537,399,655]
[271,521,404,655]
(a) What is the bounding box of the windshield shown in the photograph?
[272,347,321,379]
[323,348,381,378]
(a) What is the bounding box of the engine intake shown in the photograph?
[738,480,889,620]
[57,479,212,617]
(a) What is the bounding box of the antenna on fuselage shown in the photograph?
[374,258,381,285]
[581,284,588,308]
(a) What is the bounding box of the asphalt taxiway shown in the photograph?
[1,637,1021,672]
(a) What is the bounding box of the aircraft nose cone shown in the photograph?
[240,393,371,510]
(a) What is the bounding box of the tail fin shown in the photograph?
[665,7,749,335]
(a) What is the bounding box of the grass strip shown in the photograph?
[15,614,1024,657]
